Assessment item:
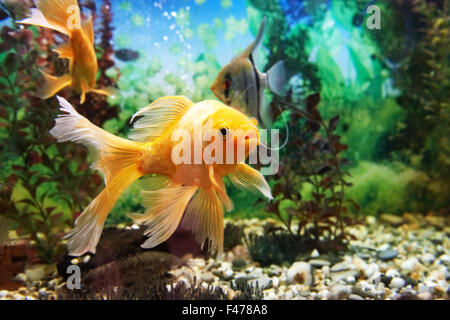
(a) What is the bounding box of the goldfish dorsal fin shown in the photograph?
[81,15,94,44]
[181,187,224,256]
[241,16,266,58]
[228,163,273,200]
[129,96,194,142]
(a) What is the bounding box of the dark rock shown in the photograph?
[232,258,247,270]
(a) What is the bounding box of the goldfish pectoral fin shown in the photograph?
[181,188,224,256]
[132,185,198,249]
[228,163,273,200]
[208,165,233,211]
[53,42,74,60]
[79,80,90,104]
[39,72,72,99]
[129,96,194,142]
[266,60,286,96]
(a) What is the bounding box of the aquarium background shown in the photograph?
[0,0,448,293]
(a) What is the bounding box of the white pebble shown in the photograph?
[286,262,313,286]
[390,277,406,289]
[272,277,280,288]
[386,269,400,278]
[420,253,435,265]
[401,257,419,272]
[310,249,320,258]
[83,255,91,264]
[131,224,139,230]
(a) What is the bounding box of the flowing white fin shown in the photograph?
[50,96,145,255]
[266,60,286,96]
[129,96,194,142]
[17,0,80,36]
[228,163,273,200]
[181,188,224,255]
[132,185,198,249]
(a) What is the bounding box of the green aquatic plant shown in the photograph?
[0,24,102,263]
[223,221,245,250]
[368,0,450,211]
[245,230,310,266]
[266,93,359,252]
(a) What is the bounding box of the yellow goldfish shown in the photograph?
[50,96,272,256]
[211,17,286,129]
[18,0,109,103]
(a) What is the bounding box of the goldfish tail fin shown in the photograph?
[129,185,198,250]
[50,96,145,255]
[17,0,80,36]
[39,72,72,99]
[266,60,286,96]
[181,188,225,256]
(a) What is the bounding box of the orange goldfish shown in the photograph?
[50,96,272,256]
[18,0,109,103]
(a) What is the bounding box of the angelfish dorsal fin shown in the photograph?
[129,96,194,142]
[240,16,267,58]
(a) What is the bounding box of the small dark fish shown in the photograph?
[210,17,286,129]
[115,48,140,61]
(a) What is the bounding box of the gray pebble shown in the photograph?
[309,259,330,268]
[378,249,398,261]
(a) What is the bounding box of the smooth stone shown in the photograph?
[348,294,364,300]
[309,259,330,268]
[222,268,233,280]
[364,263,380,278]
[13,273,27,283]
[38,288,48,299]
[286,262,314,286]
[331,270,359,283]
[0,290,8,298]
[401,257,420,272]
[386,269,400,278]
[390,277,406,289]
[249,276,272,290]
[25,265,47,282]
[380,214,404,227]
[200,272,214,284]
[378,249,398,261]
[272,277,280,288]
[417,292,434,300]
[310,249,320,258]
[331,261,351,272]
[420,253,435,265]
[327,284,352,300]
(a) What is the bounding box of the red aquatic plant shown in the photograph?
[0,7,103,263]
[265,93,360,252]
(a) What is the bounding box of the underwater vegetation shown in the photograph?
[0,0,117,263]
[0,0,448,294]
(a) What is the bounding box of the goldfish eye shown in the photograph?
[220,128,228,136]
